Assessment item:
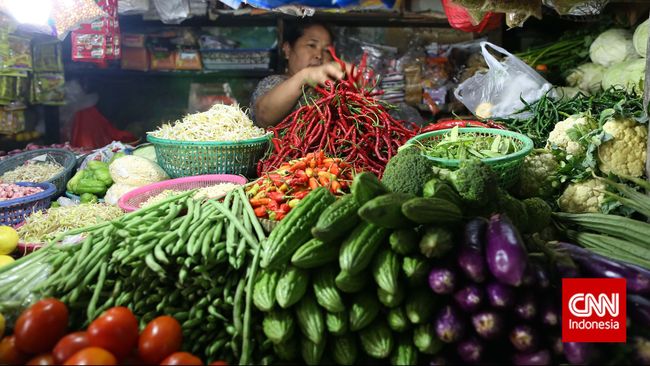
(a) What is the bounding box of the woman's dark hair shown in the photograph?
[283,20,334,47]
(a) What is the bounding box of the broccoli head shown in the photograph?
[523,198,552,234]
[433,160,499,207]
[381,147,437,195]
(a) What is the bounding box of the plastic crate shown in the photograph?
[200,49,271,70]
[0,182,56,226]
[405,128,534,188]
[146,134,271,179]
[0,149,77,196]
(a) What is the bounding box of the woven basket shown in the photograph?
[406,128,534,188]
[0,182,56,226]
[0,149,77,196]
[147,134,271,179]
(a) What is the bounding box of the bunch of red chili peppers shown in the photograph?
[257,47,419,178]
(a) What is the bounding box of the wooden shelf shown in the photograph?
[64,66,275,79]
[119,11,451,29]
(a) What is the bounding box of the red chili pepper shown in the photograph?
[421,120,489,133]
[294,190,310,199]
[254,206,267,217]
[267,191,284,203]
[308,177,319,190]
[279,203,291,213]
[250,198,271,207]
[273,211,286,221]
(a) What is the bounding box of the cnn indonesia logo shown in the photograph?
[562,278,626,343]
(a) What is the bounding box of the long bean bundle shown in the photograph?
[0,189,271,365]
[258,47,419,178]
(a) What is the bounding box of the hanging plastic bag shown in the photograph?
[543,0,609,16]
[50,0,107,40]
[118,0,151,14]
[442,0,503,33]
[152,0,190,24]
[454,42,553,120]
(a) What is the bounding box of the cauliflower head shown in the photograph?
[598,118,648,177]
[546,114,593,156]
[558,179,607,213]
[514,149,560,199]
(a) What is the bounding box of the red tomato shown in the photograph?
[138,316,182,364]
[14,298,69,354]
[209,361,228,366]
[53,332,90,364]
[26,353,55,365]
[63,347,117,365]
[0,336,28,364]
[87,307,139,360]
[160,352,203,365]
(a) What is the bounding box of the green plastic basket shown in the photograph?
[146,134,271,179]
[405,128,534,188]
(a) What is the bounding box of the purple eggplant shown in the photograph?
[550,337,563,356]
[456,337,484,363]
[509,325,538,352]
[558,242,650,295]
[515,293,537,320]
[540,301,560,327]
[513,349,551,365]
[533,262,551,289]
[562,342,594,365]
[628,294,650,327]
[521,265,536,287]
[633,337,650,365]
[471,311,504,340]
[458,218,488,283]
[435,305,465,343]
[454,285,484,313]
[486,214,528,286]
[429,267,457,295]
[486,281,515,308]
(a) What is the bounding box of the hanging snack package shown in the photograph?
[71,32,107,62]
[543,0,610,16]
[482,0,542,28]
[6,35,32,73]
[33,73,66,105]
[51,0,107,40]
[32,39,64,72]
[449,0,490,24]
[454,41,553,120]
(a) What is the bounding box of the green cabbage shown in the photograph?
[601,58,646,94]
[633,18,649,57]
[589,29,639,67]
[565,63,605,94]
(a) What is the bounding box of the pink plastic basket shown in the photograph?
[118,174,248,212]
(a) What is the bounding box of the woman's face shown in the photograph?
[283,25,333,76]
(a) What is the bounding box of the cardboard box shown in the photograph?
[122,33,147,48]
[121,47,149,71]
[150,49,175,71]
[175,49,202,70]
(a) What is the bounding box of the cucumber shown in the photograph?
[276,266,309,309]
[358,193,414,229]
[389,228,420,256]
[292,238,339,269]
[262,309,295,344]
[402,197,463,225]
[372,248,401,295]
[263,187,335,269]
[331,335,358,366]
[349,290,380,332]
[253,269,280,312]
[313,267,345,313]
[359,320,394,359]
[387,307,410,332]
[301,338,326,366]
[295,293,325,344]
[339,222,389,275]
[326,311,348,336]
[378,286,405,308]
[335,270,370,294]
[351,172,388,206]
[312,194,360,242]
[390,334,418,365]
[405,290,438,324]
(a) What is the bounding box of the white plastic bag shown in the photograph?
[454,41,553,120]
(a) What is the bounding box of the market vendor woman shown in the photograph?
[251,21,348,128]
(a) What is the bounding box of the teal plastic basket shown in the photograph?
[146,134,271,179]
[405,128,534,188]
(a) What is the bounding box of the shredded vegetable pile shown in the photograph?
[1,161,63,183]
[141,183,241,208]
[17,204,124,243]
[148,104,267,142]
[416,126,517,160]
